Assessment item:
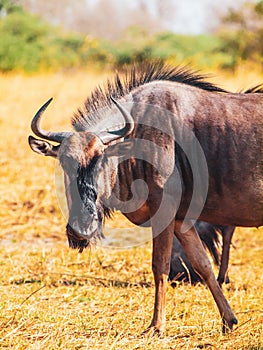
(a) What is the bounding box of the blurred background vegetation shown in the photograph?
[0,0,262,73]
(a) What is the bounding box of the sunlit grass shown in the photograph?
[0,67,262,349]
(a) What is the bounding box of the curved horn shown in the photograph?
[98,96,134,145]
[31,98,72,143]
[109,96,134,138]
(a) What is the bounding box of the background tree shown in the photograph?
[15,0,177,40]
[217,0,263,69]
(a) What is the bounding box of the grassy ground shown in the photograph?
[0,67,262,349]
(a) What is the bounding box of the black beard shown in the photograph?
[66,223,90,253]
[66,207,104,253]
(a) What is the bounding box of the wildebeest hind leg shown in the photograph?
[174,220,238,332]
[217,226,235,286]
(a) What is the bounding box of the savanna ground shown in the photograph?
[0,67,263,349]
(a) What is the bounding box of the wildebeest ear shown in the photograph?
[28,135,59,158]
[105,139,134,157]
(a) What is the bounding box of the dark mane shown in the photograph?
[242,84,263,94]
[72,61,226,131]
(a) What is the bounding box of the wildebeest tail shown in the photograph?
[195,222,222,267]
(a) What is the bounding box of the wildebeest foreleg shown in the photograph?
[144,221,174,335]
[217,226,235,286]
[174,220,238,332]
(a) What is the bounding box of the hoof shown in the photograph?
[222,317,238,333]
[141,326,164,337]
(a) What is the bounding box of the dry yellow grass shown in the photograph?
[0,68,263,349]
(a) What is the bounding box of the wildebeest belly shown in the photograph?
[199,185,262,227]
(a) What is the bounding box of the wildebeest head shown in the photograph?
[28,97,134,252]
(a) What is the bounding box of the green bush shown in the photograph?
[0,4,115,72]
[109,29,230,69]
[0,1,262,73]
[0,3,95,72]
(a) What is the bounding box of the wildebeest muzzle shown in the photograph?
[66,199,103,251]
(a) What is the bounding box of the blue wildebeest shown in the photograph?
[169,223,235,286]
[28,62,263,335]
